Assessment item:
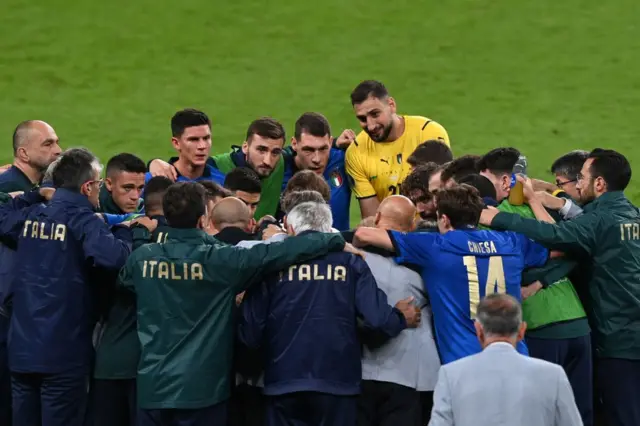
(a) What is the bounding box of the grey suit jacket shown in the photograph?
[429,342,583,426]
[361,251,441,391]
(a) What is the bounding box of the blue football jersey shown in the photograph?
[282,148,351,231]
[390,228,548,364]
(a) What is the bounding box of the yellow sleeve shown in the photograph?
[420,120,450,147]
[345,142,376,199]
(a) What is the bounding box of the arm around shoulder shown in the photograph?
[71,210,132,270]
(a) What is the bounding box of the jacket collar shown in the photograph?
[99,184,124,214]
[484,341,517,353]
[583,191,626,212]
[214,226,255,245]
[167,157,215,178]
[150,215,168,226]
[229,147,247,168]
[164,227,209,243]
[52,188,95,210]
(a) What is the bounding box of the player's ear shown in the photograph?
[474,321,484,345]
[171,137,181,152]
[374,212,381,226]
[517,322,527,342]
[387,96,397,113]
[104,177,113,192]
[286,223,295,236]
[291,137,298,150]
[241,141,249,155]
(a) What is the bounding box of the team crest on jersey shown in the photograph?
[396,153,402,164]
[330,170,343,188]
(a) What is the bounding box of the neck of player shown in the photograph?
[174,158,205,180]
[13,160,43,184]
[387,115,405,142]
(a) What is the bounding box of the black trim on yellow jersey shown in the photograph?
[356,194,378,200]
[421,120,432,130]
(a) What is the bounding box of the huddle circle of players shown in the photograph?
[0,78,638,426]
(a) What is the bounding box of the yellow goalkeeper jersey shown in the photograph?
[345,115,450,201]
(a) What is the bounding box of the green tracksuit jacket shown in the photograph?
[119,228,346,409]
[491,191,640,359]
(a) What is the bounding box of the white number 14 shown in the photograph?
[463,256,506,319]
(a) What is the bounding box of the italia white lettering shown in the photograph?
[142,261,204,280]
[620,223,640,241]
[467,240,497,254]
[284,264,347,282]
[22,220,66,241]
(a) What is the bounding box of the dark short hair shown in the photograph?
[350,80,389,105]
[163,182,206,228]
[407,140,453,167]
[12,120,37,155]
[105,153,146,178]
[199,180,232,201]
[224,167,262,194]
[171,109,211,138]
[458,174,497,200]
[400,163,439,197]
[441,155,482,183]
[51,148,99,192]
[435,184,484,229]
[294,112,331,141]
[587,148,632,191]
[245,117,286,144]
[143,176,173,213]
[283,170,331,202]
[550,150,589,180]
[477,294,522,337]
[477,148,520,176]
[281,190,327,214]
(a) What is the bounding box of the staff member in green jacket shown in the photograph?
[480,148,640,426]
[120,182,353,426]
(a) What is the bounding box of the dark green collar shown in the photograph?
[164,227,210,243]
[583,191,626,212]
[98,184,125,214]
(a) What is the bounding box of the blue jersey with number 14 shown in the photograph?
[390,228,548,364]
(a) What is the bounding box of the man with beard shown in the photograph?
[480,148,640,426]
[0,120,61,425]
[400,163,440,230]
[345,80,450,218]
[149,117,285,219]
[0,120,62,192]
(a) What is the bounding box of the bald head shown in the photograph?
[211,197,252,231]
[12,120,61,170]
[376,195,417,232]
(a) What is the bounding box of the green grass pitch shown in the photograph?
[1,0,639,226]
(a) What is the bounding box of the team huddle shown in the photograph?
[0,80,638,426]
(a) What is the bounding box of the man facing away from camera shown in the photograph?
[358,195,441,426]
[238,201,421,426]
[429,293,582,426]
[119,182,356,426]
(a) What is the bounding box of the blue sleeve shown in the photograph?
[238,281,270,349]
[515,233,549,269]
[389,230,436,266]
[353,257,407,337]
[0,191,44,243]
[68,211,132,270]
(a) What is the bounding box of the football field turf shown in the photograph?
[1,0,639,226]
